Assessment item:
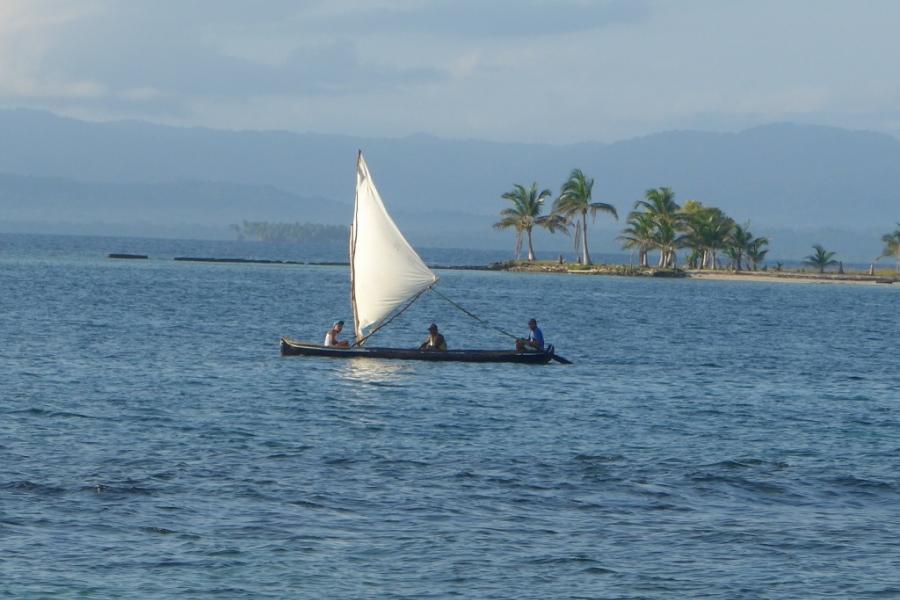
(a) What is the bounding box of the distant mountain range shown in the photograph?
[1,108,897,261]
[0,172,344,234]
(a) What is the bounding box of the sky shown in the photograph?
[2,0,900,144]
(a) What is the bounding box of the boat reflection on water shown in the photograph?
[336,357,413,386]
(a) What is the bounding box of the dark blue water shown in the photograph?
[2,234,899,599]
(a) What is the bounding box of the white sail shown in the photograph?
[350,153,438,342]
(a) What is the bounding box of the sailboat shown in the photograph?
[280,152,557,364]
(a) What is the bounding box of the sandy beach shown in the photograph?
[685,270,897,285]
[490,261,897,285]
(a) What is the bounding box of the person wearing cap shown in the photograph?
[419,323,447,351]
[324,320,350,348]
[515,318,544,352]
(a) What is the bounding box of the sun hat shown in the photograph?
[428,323,438,331]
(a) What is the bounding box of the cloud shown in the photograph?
[43,34,440,97]
[3,0,900,143]
[295,0,651,38]
[0,0,652,129]
[0,0,444,115]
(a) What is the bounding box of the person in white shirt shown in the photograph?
[324,320,350,348]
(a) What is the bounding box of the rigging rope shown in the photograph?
[352,285,520,347]
[429,287,518,341]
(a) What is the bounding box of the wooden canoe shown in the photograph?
[280,337,555,364]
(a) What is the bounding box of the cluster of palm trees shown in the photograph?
[493,169,617,265]
[619,189,770,270]
[495,175,770,271]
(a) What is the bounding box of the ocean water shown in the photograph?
[2,233,899,599]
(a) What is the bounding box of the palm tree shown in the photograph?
[680,200,705,269]
[553,169,617,265]
[618,211,655,267]
[804,244,839,273]
[493,182,552,261]
[634,187,681,267]
[880,223,900,272]
[536,212,571,240]
[682,204,733,270]
[708,216,736,269]
[746,236,770,270]
[651,218,682,268]
[725,222,754,271]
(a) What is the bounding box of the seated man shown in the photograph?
[419,323,447,351]
[516,318,544,352]
[324,320,350,348]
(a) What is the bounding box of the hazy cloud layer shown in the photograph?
[296,0,650,37]
[2,0,899,142]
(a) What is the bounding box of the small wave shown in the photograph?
[707,459,758,469]
[2,480,66,496]
[288,499,328,510]
[701,458,790,471]
[688,472,790,497]
[4,407,51,416]
[721,459,781,469]
[141,526,176,535]
[377,458,430,468]
[49,410,107,420]
[583,566,617,575]
[828,475,897,493]
[288,496,358,516]
[649,502,693,513]
[207,549,243,557]
[3,407,109,421]
[81,483,157,497]
[574,453,623,463]
[324,456,357,466]
[261,440,312,451]
[530,555,600,566]
[862,587,900,597]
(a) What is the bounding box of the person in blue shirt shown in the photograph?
[516,318,544,352]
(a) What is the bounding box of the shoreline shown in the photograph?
[684,270,896,285]
[485,261,898,285]
[106,253,898,285]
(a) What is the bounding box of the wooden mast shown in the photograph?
[349,150,363,344]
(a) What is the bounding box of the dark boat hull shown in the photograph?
[280,338,554,364]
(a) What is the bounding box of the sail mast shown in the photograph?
[350,150,363,343]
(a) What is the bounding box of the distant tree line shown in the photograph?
[495,171,900,274]
[616,190,770,271]
[494,172,768,270]
[231,221,349,244]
